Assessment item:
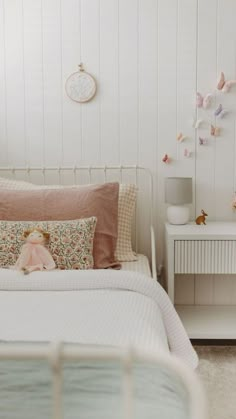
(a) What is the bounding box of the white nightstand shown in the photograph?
[165,222,236,339]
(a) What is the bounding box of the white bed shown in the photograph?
[0,269,197,363]
[0,166,205,419]
[121,254,151,276]
[0,269,203,419]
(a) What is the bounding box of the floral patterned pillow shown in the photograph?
[0,217,97,270]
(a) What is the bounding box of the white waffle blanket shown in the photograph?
[0,269,198,369]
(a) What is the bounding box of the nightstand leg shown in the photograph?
[167,271,175,303]
[166,238,175,304]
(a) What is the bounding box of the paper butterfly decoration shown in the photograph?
[232,192,236,210]
[162,153,170,163]
[177,132,187,142]
[214,104,227,118]
[199,137,207,145]
[184,148,191,158]
[196,92,212,109]
[211,125,220,136]
[192,118,203,129]
[217,72,236,93]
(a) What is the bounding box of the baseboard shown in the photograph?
[191,339,236,346]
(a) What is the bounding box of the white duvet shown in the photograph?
[0,269,198,369]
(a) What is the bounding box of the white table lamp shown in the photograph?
[165,177,192,225]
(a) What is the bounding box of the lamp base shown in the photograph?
[167,206,190,225]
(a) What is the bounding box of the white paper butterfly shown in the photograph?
[192,118,203,129]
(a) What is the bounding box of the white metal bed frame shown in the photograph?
[0,165,206,418]
[0,165,157,279]
[0,342,206,419]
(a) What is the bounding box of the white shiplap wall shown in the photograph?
[1,0,236,304]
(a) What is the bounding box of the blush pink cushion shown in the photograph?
[0,183,120,269]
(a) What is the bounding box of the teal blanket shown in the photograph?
[0,352,190,419]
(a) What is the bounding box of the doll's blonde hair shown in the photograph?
[23,227,50,243]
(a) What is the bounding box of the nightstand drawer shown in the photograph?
[174,240,236,274]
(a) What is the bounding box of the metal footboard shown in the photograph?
[0,342,206,419]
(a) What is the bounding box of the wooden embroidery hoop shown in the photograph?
[65,63,97,103]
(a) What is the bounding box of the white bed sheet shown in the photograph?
[0,289,168,353]
[0,269,198,368]
[121,254,151,276]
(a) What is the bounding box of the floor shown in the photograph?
[195,346,236,419]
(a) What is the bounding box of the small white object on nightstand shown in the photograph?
[165,177,192,225]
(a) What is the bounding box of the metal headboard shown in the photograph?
[0,165,156,279]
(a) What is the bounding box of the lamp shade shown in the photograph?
[165,177,192,205]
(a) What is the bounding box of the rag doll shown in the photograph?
[14,228,56,274]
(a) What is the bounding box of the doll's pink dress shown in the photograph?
[14,242,55,273]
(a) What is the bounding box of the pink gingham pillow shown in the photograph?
[115,184,138,262]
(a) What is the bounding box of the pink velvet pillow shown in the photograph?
[0,183,120,269]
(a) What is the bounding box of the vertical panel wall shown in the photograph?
[1,0,236,303]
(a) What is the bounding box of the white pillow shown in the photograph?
[0,177,137,262]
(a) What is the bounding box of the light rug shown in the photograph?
[195,346,236,419]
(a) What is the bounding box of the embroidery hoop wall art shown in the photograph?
[65,63,97,103]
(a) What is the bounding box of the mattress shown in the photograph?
[121,253,151,276]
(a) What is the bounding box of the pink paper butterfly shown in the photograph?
[162,153,170,163]
[196,92,212,109]
[217,72,236,93]
[199,137,207,145]
[184,148,191,158]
